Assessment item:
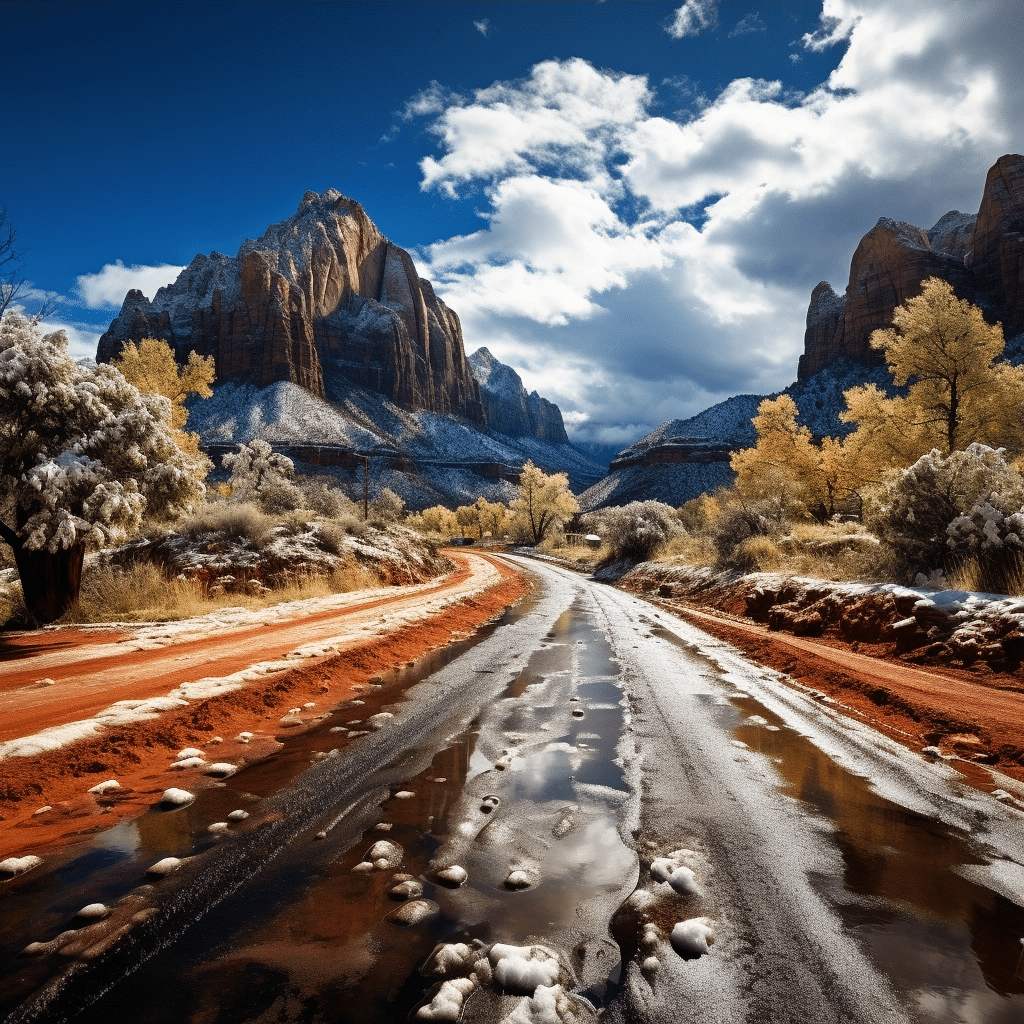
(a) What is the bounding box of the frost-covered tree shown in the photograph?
[510,461,579,544]
[842,279,1024,474]
[222,439,303,511]
[111,338,214,456]
[369,487,406,523]
[0,312,208,621]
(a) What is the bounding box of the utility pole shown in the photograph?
[362,453,369,521]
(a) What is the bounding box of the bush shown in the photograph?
[301,479,358,519]
[178,501,275,548]
[587,500,681,563]
[711,498,789,569]
[869,443,1024,589]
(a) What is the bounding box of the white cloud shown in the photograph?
[37,317,103,362]
[474,18,489,37]
[666,1,718,39]
[75,260,184,309]
[412,1,1023,444]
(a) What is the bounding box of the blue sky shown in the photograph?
[5,1,1022,446]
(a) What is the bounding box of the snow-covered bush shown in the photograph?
[223,439,303,512]
[869,443,1024,589]
[0,312,208,621]
[586,500,681,563]
[369,487,406,524]
[301,478,358,519]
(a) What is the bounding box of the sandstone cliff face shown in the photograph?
[98,190,485,424]
[468,347,569,443]
[799,154,1023,380]
[966,153,1024,328]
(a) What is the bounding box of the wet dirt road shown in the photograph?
[1,556,1021,1023]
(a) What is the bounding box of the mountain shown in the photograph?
[799,153,1023,379]
[98,190,604,506]
[468,347,568,443]
[99,189,485,424]
[583,154,1024,511]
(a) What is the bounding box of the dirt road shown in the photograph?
[0,550,529,856]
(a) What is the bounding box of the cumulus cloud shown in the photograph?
[474,18,489,37]
[412,1,1023,445]
[74,260,184,309]
[666,1,718,39]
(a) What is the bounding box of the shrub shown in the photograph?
[178,501,275,548]
[869,443,1024,589]
[587,500,681,563]
[302,479,358,519]
[711,498,789,569]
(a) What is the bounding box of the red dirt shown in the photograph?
[655,599,1024,789]
[0,551,530,859]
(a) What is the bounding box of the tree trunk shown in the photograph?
[9,539,86,624]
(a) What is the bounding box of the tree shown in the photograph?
[222,439,303,511]
[0,312,208,622]
[510,461,579,544]
[111,338,215,456]
[1,206,57,320]
[407,504,460,536]
[730,395,863,520]
[841,278,1024,474]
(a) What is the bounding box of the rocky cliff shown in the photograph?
[98,190,485,424]
[468,347,568,444]
[799,154,1023,379]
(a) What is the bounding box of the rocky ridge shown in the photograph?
[99,190,485,424]
[468,347,568,444]
[799,153,1023,379]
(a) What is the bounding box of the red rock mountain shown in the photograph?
[98,190,486,424]
[799,154,1024,379]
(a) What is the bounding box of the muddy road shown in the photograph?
[1,556,1022,1023]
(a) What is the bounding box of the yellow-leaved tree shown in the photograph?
[111,338,215,456]
[840,278,1024,476]
[510,461,579,544]
[730,395,863,519]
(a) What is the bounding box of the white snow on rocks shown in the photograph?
[75,903,110,919]
[388,899,440,926]
[353,839,404,872]
[205,763,238,777]
[650,849,701,895]
[87,779,121,795]
[0,855,43,879]
[177,747,204,759]
[489,943,562,993]
[158,788,194,807]
[435,865,468,887]
[170,756,206,770]
[146,856,183,877]
[416,977,478,1020]
[670,917,715,958]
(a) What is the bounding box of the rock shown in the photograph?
[0,855,43,879]
[966,154,1024,328]
[468,347,568,443]
[98,190,486,425]
[798,154,1023,380]
[388,899,439,926]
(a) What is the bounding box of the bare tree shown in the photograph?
[0,205,57,321]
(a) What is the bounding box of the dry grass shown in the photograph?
[0,555,386,628]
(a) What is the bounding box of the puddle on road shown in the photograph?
[721,684,1024,1021]
[1,598,637,1023]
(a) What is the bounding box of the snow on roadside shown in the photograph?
[0,555,504,762]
